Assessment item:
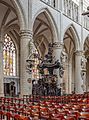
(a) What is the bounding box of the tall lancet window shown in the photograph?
[3,34,16,76]
[32,49,40,80]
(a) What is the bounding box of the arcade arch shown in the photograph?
[31,10,60,95]
[62,25,80,94]
[83,37,89,91]
[0,0,25,96]
[33,10,58,57]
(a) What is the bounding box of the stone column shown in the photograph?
[67,62,72,94]
[75,51,83,94]
[64,60,72,94]
[81,55,87,92]
[20,30,33,96]
[0,34,4,97]
[53,42,63,60]
[64,62,69,94]
[53,42,64,89]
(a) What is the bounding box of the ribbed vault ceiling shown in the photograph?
[33,12,53,57]
[0,0,20,44]
[63,28,75,57]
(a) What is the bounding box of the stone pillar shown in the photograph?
[53,42,63,89]
[53,42,63,60]
[75,51,83,94]
[0,34,4,97]
[67,62,72,94]
[64,62,69,94]
[64,60,72,94]
[20,30,33,96]
[81,55,87,92]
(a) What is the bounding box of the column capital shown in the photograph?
[75,50,84,56]
[20,30,33,39]
[53,42,64,49]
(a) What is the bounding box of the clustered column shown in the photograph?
[20,30,33,96]
[53,42,63,88]
[75,50,83,94]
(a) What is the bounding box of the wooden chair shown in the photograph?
[79,112,89,119]
[5,112,13,120]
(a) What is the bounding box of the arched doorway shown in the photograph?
[62,26,79,94]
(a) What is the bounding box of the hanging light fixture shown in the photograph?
[82,6,89,16]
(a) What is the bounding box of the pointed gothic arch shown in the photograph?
[63,24,80,51]
[32,8,59,43]
[10,0,26,29]
[62,24,80,94]
[83,36,89,92]
[0,0,26,97]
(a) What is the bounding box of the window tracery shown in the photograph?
[32,49,41,80]
[64,0,79,22]
[3,34,16,76]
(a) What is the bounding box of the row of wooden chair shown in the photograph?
[0,92,89,105]
[0,101,89,119]
[0,92,89,119]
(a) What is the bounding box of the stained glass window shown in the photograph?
[32,50,40,80]
[3,34,16,76]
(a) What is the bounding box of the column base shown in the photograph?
[0,93,4,97]
[75,88,84,94]
[19,93,31,98]
[19,94,23,98]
